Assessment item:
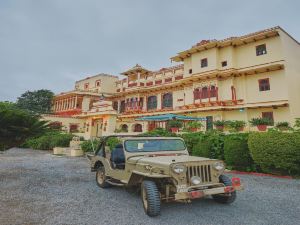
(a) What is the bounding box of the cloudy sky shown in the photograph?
[1,0,299,101]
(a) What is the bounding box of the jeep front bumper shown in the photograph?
[174,179,244,201]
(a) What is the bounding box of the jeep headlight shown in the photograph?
[213,161,225,171]
[172,164,186,174]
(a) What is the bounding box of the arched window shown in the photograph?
[162,93,173,108]
[133,124,142,132]
[121,124,128,132]
[147,96,157,110]
[201,87,208,99]
[210,85,217,98]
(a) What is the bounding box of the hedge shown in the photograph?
[224,133,253,171]
[24,132,74,150]
[248,131,300,175]
[180,132,204,153]
[191,131,224,159]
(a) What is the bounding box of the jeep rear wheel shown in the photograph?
[141,180,161,217]
[212,175,236,204]
[96,167,111,188]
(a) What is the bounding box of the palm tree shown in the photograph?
[0,102,49,150]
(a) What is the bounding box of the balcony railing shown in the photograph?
[117,74,184,92]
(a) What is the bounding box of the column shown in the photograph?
[137,72,141,86]
[75,96,78,109]
[118,100,121,113]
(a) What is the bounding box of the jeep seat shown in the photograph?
[110,144,125,169]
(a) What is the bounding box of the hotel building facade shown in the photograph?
[44,26,300,140]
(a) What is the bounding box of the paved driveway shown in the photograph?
[0,148,299,225]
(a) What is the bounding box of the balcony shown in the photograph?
[117,73,184,92]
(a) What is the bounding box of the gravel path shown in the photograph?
[0,148,299,225]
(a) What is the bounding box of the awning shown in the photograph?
[135,113,206,121]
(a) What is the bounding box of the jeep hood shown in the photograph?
[128,155,216,166]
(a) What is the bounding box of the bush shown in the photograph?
[24,132,74,150]
[192,131,224,159]
[224,133,254,171]
[180,132,204,153]
[275,122,291,131]
[106,137,121,151]
[249,117,273,126]
[167,120,183,128]
[226,120,246,132]
[248,132,300,175]
[141,128,177,137]
[80,139,101,152]
[186,121,203,129]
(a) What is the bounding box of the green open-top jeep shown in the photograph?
[87,135,243,217]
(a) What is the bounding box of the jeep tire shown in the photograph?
[141,180,161,217]
[96,166,111,188]
[212,175,236,204]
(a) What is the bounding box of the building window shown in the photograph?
[162,93,173,109]
[201,58,208,68]
[84,83,89,90]
[262,112,274,125]
[69,124,78,133]
[147,96,157,110]
[120,100,125,113]
[121,124,128,132]
[112,101,118,111]
[259,78,270,91]
[256,44,267,56]
[189,69,192,74]
[95,80,101,87]
[210,85,217,98]
[133,124,142,132]
[221,61,227,67]
[201,87,208,99]
[194,88,201,100]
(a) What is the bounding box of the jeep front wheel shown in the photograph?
[141,180,161,217]
[96,167,111,188]
[212,175,236,204]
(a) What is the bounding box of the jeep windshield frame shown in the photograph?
[124,138,186,153]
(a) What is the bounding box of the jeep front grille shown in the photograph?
[186,165,212,184]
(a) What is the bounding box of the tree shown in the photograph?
[16,89,54,114]
[0,102,49,150]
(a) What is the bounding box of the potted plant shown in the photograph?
[213,120,226,131]
[275,121,290,131]
[168,120,183,133]
[187,121,203,132]
[226,120,246,132]
[249,117,273,131]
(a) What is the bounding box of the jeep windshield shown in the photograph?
[124,139,186,152]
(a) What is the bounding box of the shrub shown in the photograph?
[275,122,291,131]
[168,120,183,128]
[226,120,246,132]
[248,132,300,175]
[186,121,203,129]
[141,128,177,137]
[249,117,273,126]
[213,120,226,127]
[106,137,121,150]
[192,131,224,159]
[80,139,101,152]
[224,133,254,171]
[24,132,74,150]
[180,132,204,153]
[294,118,300,131]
